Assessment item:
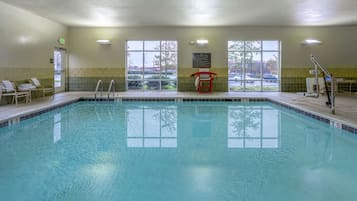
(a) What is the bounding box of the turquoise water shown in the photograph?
[1,101,357,201]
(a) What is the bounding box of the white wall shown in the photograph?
[68,26,357,69]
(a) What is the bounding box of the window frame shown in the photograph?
[125,40,178,91]
[228,40,281,92]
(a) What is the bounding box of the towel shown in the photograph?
[1,80,15,92]
[195,77,199,90]
[31,78,41,87]
[18,84,36,91]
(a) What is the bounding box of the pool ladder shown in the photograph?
[94,80,103,100]
[310,54,335,114]
[94,80,115,100]
[107,80,115,99]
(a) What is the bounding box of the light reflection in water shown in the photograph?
[188,166,215,192]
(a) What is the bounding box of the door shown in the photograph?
[54,49,67,93]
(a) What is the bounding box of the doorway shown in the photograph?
[54,49,67,93]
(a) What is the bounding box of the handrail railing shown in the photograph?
[94,80,103,100]
[107,80,115,99]
[310,54,335,114]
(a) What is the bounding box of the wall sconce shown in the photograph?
[301,39,323,45]
[196,39,209,45]
[189,39,209,46]
[96,39,112,45]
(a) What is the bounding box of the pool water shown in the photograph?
[1,101,357,201]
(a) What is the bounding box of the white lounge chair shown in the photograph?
[1,80,30,105]
[18,83,37,102]
[29,78,53,97]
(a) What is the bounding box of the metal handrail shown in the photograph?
[107,80,115,99]
[94,80,103,100]
[310,54,335,114]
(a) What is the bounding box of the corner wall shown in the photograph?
[0,2,67,90]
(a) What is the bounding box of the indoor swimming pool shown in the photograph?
[0,101,357,201]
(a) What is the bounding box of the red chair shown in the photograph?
[191,71,217,93]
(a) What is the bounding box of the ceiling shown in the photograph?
[2,0,357,27]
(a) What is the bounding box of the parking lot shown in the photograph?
[228,79,279,91]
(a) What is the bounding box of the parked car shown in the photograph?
[245,75,255,83]
[232,74,255,83]
[233,74,242,81]
[263,74,278,82]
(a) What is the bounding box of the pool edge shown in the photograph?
[1,97,356,134]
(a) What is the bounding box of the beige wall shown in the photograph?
[0,2,67,81]
[68,26,357,91]
[68,26,357,69]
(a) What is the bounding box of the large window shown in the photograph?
[228,40,280,91]
[126,40,178,90]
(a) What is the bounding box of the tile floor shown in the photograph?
[1,91,356,128]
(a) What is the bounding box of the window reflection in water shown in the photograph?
[126,106,177,148]
[53,113,61,143]
[228,105,280,148]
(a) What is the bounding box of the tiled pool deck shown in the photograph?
[1,92,356,133]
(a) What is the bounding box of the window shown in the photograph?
[126,40,178,90]
[228,40,280,91]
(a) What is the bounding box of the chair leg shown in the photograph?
[28,91,32,102]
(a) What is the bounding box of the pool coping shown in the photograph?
[1,96,356,134]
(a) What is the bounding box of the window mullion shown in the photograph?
[142,41,145,91]
[160,41,162,90]
[260,41,263,92]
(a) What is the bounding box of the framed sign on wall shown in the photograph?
[192,53,211,68]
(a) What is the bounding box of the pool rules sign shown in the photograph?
[192,53,211,68]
